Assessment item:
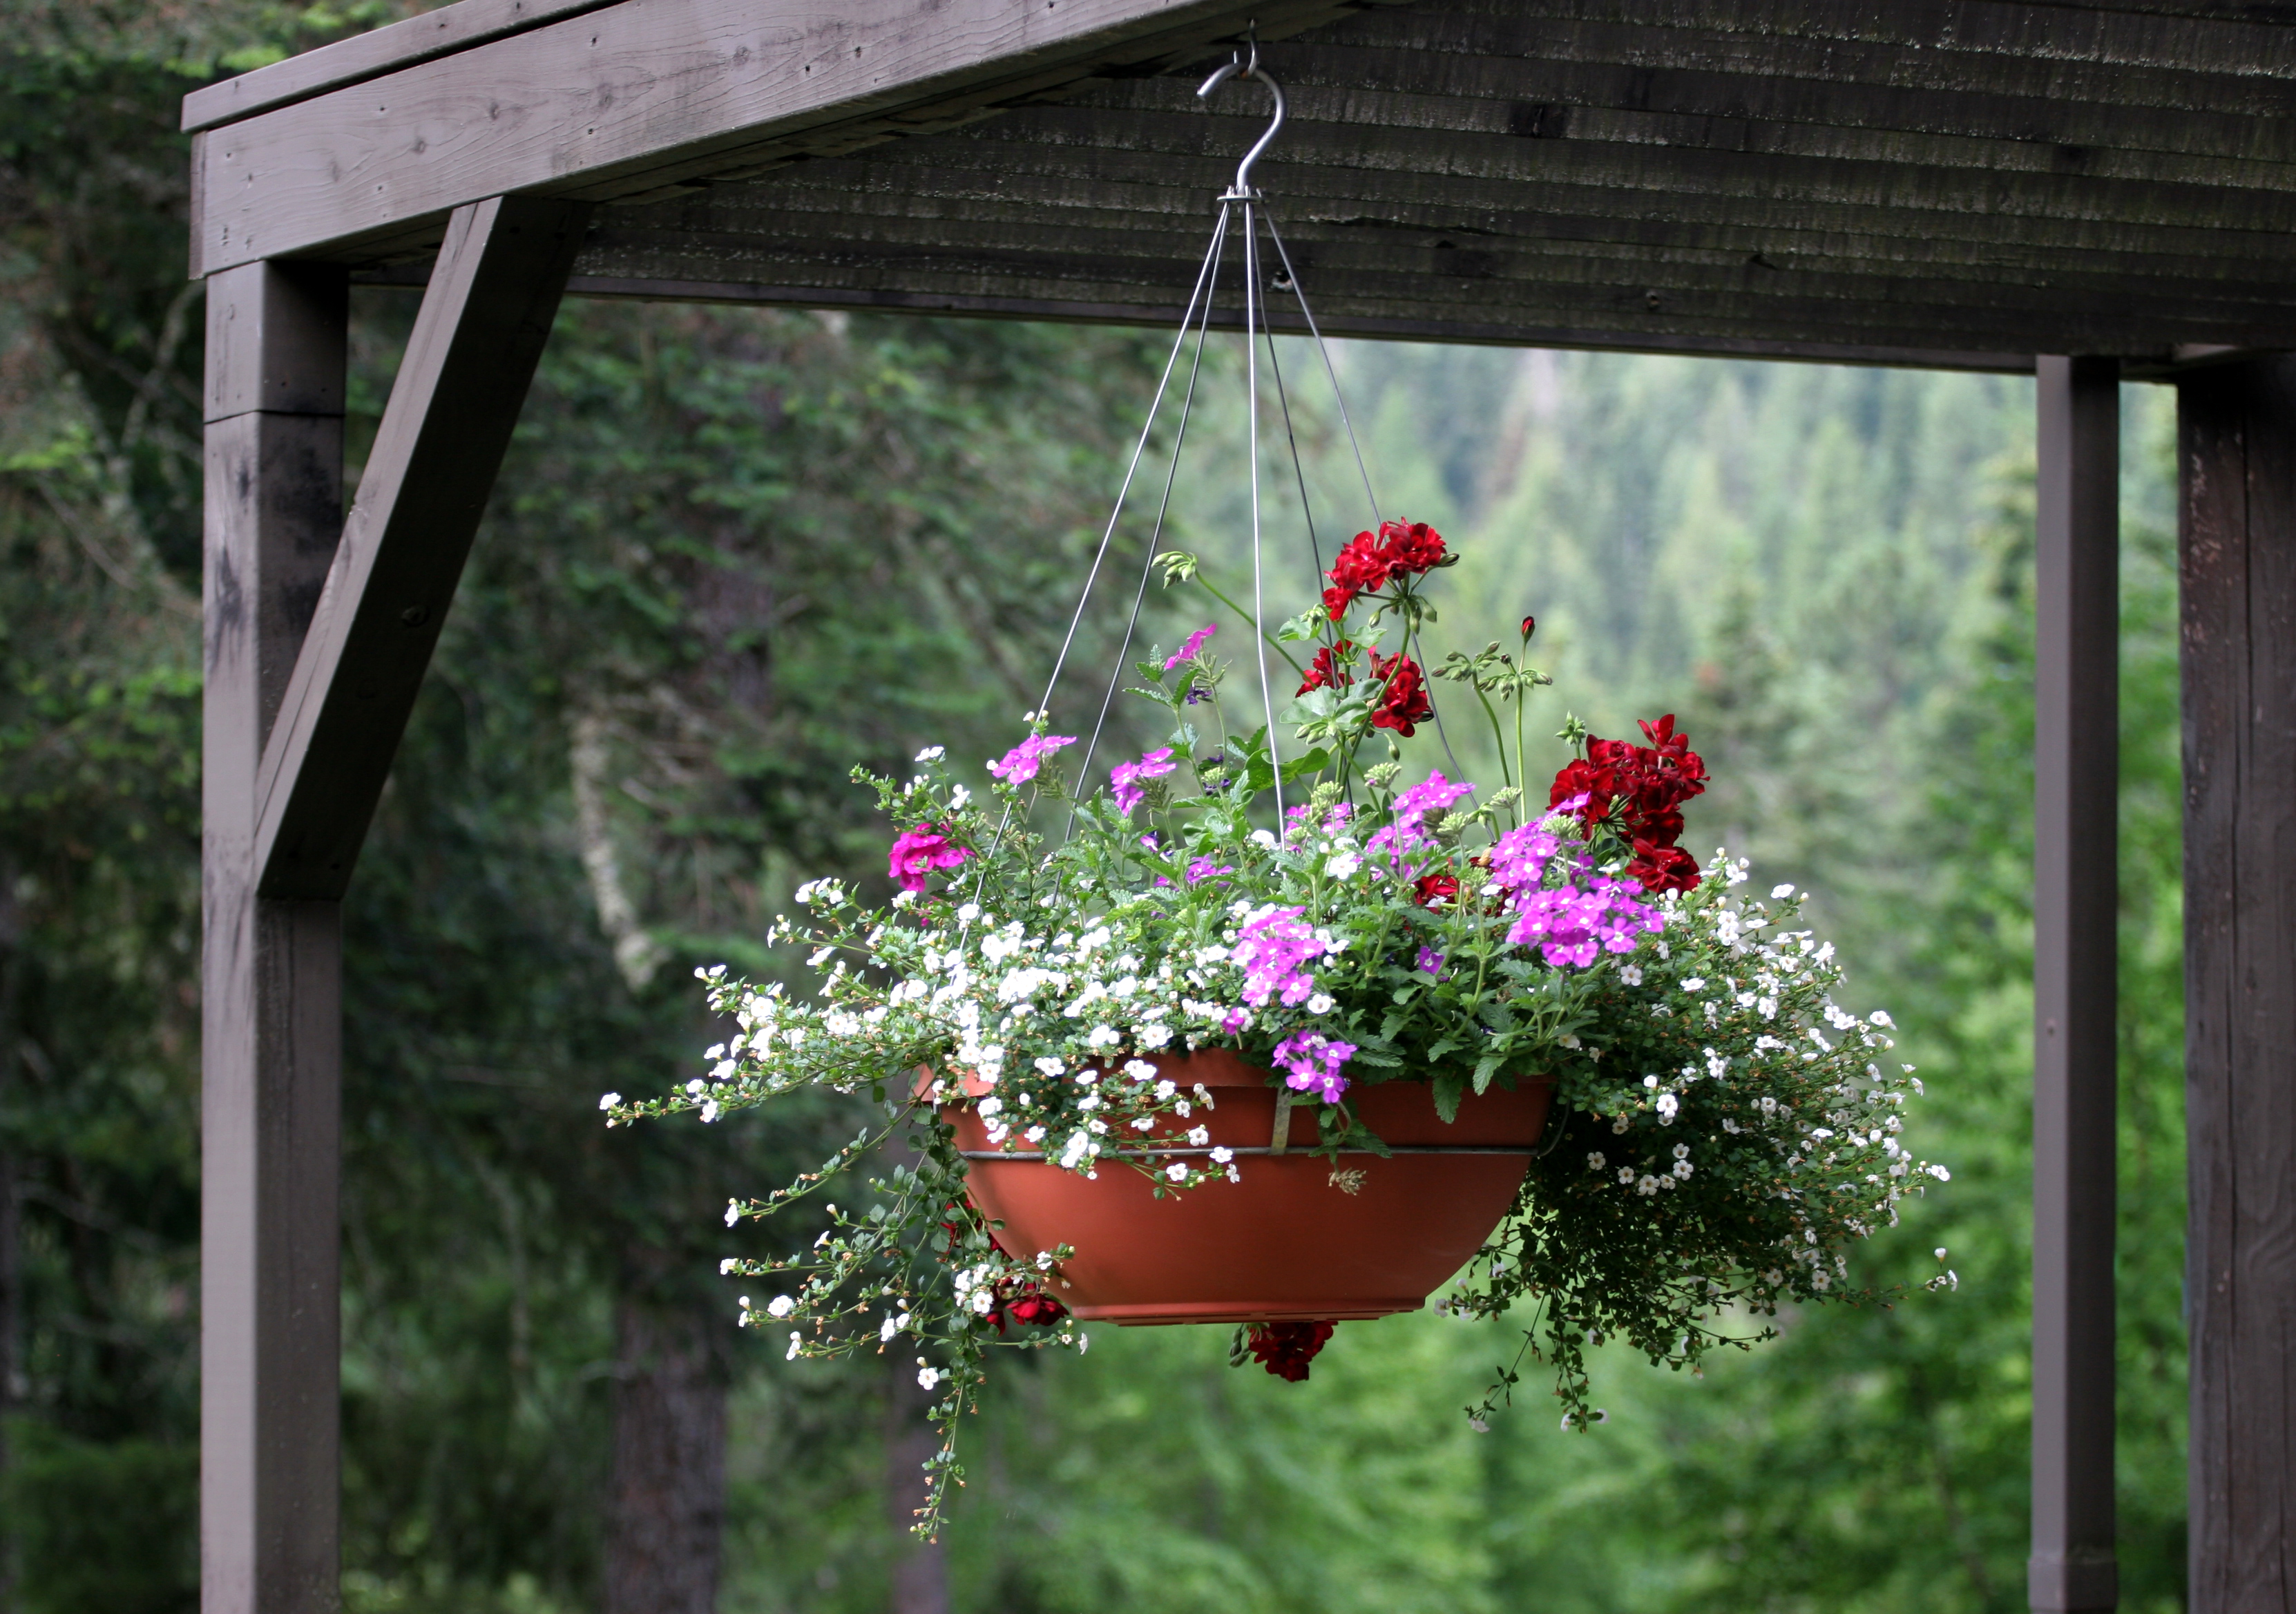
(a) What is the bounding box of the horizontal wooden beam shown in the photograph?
[182,0,623,133]
[548,269,2037,369]
[188,0,1366,275]
[253,194,589,900]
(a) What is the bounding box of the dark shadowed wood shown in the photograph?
[2180,354,2296,1614]
[252,195,588,901]
[201,259,349,1614]
[2031,354,2119,1614]
[603,1295,728,1614]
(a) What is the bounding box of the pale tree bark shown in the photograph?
[885,1351,950,1614]
[602,1291,727,1614]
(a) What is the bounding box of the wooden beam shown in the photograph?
[201,258,350,1614]
[182,0,624,133]
[546,270,2038,370]
[2030,354,2120,1614]
[253,194,589,901]
[186,0,1341,275]
[2179,354,2296,1614]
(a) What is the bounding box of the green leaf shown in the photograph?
[1472,1052,1504,1094]
[1432,1072,1465,1123]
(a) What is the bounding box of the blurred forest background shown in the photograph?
[0,3,2184,1613]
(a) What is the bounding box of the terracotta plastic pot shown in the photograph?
[939,1050,1552,1326]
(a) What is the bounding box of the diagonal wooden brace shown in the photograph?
[254,193,591,901]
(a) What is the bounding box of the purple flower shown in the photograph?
[1219,1007,1251,1034]
[1164,623,1218,670]
[1486,821,1564,893]
[1231,904,1326,1008]
[1416,947,1445,977]
[1272,1032,1357,1103]
[1505,877,1661,969]
[1367,770,1478,864]
[886,826,971,894]
[1186,857,1234,885]
[988,732,1076,786]
[1109,747,1178,814]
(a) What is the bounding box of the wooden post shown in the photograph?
[200,196,585,1612]
[2179,354,2296,1614]
[202,259,350,1614]
[2031,355,2121,1613]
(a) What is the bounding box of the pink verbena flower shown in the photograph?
[1416,947,1445,977]
[1186,857,1234,885]
[988,732,1075,786]
[1366,770,1477,864]
[1164,623,1218,670]
[1486,821,1564,893]
[1231,904,1326,1008]
[886,826,971,894]
[1272,1031,1357,1103]
[1505,876,1661,968]
[1109,747,1177,813]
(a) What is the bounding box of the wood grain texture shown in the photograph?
[253,195,588,901]
[189,0,1347,274]
[2181,355,2296,1614]
[182,0,623,133]
[201,260,349,1614]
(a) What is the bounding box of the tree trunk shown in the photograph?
[602,1292,727,1614]
[885,1350,950,1614]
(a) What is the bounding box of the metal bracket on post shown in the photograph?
[2030,353,2120,1614]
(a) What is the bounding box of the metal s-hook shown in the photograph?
[1196,42,1285,199]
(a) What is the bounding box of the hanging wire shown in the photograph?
[1262,213,1381,531]
[1068,208,1232,826]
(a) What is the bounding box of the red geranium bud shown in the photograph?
[1520,614,1536,640]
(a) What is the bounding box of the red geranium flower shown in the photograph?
[1368,648,1433,737]
[1374,519,1446,576]
[1415,872,1460,906]
[1296,640,1357,695]
[1549,714,1709,891]
[1244,1319,1335,1381]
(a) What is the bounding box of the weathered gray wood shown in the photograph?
[253,194,589,901]
[202,260,349,1614]
[188,0,1346,274]
[2031,354,2119,1614]
[182,0,623,133]
[2180,354,2296,1614]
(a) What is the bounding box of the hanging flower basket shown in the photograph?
[937,1050,1553,1325]
[609,46,1955,1539]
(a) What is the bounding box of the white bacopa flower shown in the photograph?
[725,1199,742,1227]
[880,1315,901,1342]
[1681,977,1705,993]
[1672,1141,1690,1159]
[976,1095,1002,1119]
[1672,1160,1694,1180]
[1059,1131,1091,1169]
[1324,850,1362,879]
[1771,882,1795,899]
[1024,1126,1046,1144]
[1165,1161,1187,1182]
[1587,1152,1607,1170]
[1870,1009,1895,1027]
[1306,993,1336,1015]
[767,1295,795,1318]
[1618,965,1643,986]
[1186,1126,1210,1147]
[1209,1146,1234,1164]
[917,1366,941,1389]
[1087,1024,1122,1049]
[1610,1115,1629,1134]
[600,1092,622,1111]
[1617,1167,1636,1184]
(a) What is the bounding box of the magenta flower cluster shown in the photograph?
[1366,770,1475,864]
[1272,1031,1357,1103]
[1484,819,1662,967]
[1109,747,1177,814]
[988,732,1075,786]
[1230,904,1326,1008]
